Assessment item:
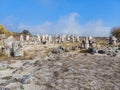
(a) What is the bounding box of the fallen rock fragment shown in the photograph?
[18,74,34,84]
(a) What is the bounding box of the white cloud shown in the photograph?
[28,12,110,36]
[17,23,32,30]
[2,13,111,36]
[81,20,111,36]
[53,13,82,34]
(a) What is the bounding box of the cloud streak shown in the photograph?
[2,13,111,36]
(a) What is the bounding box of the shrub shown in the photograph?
[111,27,120,37]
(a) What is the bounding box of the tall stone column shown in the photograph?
[20,35,24,42]
[109,35,117,45]
[85,37,89,49]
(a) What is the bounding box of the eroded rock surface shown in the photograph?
[0,52,120,90]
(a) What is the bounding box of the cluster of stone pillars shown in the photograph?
[81,36,94,49]
[19,34,81,44]
[0,34,118,57]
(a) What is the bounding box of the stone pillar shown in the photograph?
[2,37,14,57]
[42,34,45,42]
[55,35,59,44]
[20,35,24,42]
[57,35,60,44]
[88,36,93,47]
[36,34,39,45]
[61,35,66,43]
[85,37,89,49]
[71,35,75,43]
[88,36,93,40]
[37,34,41,42]
[48,35,52,44]
[67,35,70,41]
[12,42,24,57]
[26,35,30,41]
[45,34,48,40]
[2,47,11,57]
[76,36,80,42]
[109,35,117,45]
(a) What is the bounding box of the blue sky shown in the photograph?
[0,0,120,36]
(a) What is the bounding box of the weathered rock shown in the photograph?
[18,74,34,84]
[87,47,96,54]
[20,35,24,42]
[33,60,41,66]
[5,82,22,90]
[12,67,23,74]
[2,36,15,56]
[0,78,16,86]
[0,87,10,90]
[22,61,31,66]
[109,35,117,45]
[98,50,106,54]
[52,48,63,54]
[12,42,24,57]
[0,63,8,70]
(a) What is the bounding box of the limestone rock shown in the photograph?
[18,74,34,84]
[12,42,24,57]
[0,63,8,70]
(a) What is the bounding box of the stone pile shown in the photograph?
[82,35,120,56]
[87,45,120,57]
[98,46,120,56]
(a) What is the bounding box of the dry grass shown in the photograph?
[0,52,5,56]
[0,52,14,61]
[79,49,88,53]
[23,50,36,60]
[95,38,108,46]
[61,42,81,48]
[0,41,3,45]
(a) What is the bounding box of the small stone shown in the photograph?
[52,48,62,54]
[0,63,8,70]
[22,61,30,66]
[18,74,34,84]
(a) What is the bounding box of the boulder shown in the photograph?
[87,47,96,54]
[12,42,24,57]
[98,50,106,54]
